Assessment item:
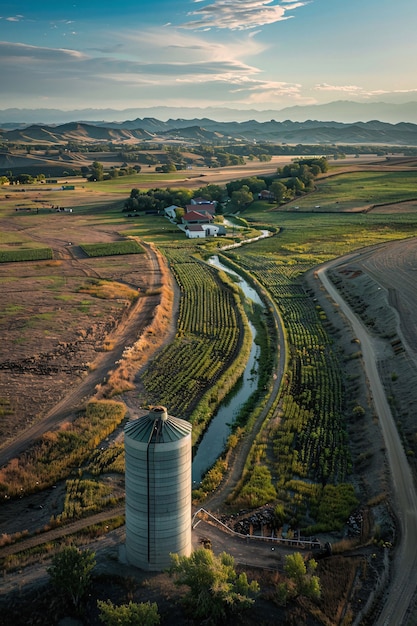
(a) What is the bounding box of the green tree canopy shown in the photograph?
[89,161,104,181]
[97,600,160,626]
[230,185,253,211]
[239,465,277,507]
[270,180,288,203]
[169,548,259,623]
[284,552,321,601]
[47,545,96,610]
[194,183,225,203]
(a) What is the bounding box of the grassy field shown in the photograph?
[245,204,417,261]
[282,169,417,212]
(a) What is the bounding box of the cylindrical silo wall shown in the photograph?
[124,416,192,571]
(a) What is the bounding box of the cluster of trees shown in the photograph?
[47,545,320,624]
[123,183,225,214]
[191,145,249,167]
[0,163,140,185]
[124,186,193,213]
[223,157,329,208]
[123,158,328,215]
[82,161,141,182]
[270,156,328,202]
[0,172,46,185]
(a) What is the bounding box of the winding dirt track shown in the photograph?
[317,244,417,626]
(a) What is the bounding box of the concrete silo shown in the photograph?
[124,405,192,570]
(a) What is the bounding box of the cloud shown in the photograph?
[182,0,308,31]
[315,83,363,94]
[0,37,263,103]
[314,83,417,101]
[121,27,265,63]
[228,77,316,106]
[0,22,320,110]
[0,41,86,61]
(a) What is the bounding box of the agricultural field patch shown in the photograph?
[0,224,156,447]
[79,239,144,257]
[282,170,417,213]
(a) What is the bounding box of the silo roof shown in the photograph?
[125,407,192,444]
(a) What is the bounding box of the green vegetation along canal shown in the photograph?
[192,256,264,484]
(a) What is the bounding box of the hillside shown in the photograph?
[2,118,417,146]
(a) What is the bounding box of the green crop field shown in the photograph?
[138,246,251,443]
[282,170,417,212]
[219,168,417,530]
[80,240,144,257]
[244,204,417,263]
[0,247,53,263]
[0,230,53,262]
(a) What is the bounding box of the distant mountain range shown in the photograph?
[1,100,417,127]
[2,118,417,146]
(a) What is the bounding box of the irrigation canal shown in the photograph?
[192,255,265,484]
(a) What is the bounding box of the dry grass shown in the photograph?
[96,245,175,399]
[310,555,361,625]
[79,279,139,302]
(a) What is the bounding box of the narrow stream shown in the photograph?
[192,255,265,484]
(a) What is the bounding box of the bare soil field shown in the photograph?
[0,213,162,454]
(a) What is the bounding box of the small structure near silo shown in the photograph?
[124,405,192,571]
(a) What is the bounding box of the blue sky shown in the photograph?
[1,0,417,114]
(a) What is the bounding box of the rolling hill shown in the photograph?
[2,118,417,146]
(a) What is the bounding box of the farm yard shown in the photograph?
[1,153,417,624]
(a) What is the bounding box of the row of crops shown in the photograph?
[80,240,144,257]
[0,247,52,263]
[139,246,247,427]
[227,250,354,526]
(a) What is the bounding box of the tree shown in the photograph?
[284,552,321,601]
[195,184,224,203]
[286,177,305,195]
[230,185,253,211]
[168,187,193,207]
[169,548,259,623]
[89,161,104,181]
[97,600,160,626]
[47,545,96,610]
[352,404,365,419]
[239,465,277,507]
[273,503,286,528]
[13,173,35,184]
[270,180,287,203]
[175,207,185,222]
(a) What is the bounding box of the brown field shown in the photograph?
[0,217,163,451]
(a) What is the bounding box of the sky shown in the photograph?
[1,0,417,115]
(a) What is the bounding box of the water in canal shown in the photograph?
[192,256,264,484]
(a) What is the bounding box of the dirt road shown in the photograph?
[317,256,417,626]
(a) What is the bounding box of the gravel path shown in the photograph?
[317,251,417,626]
